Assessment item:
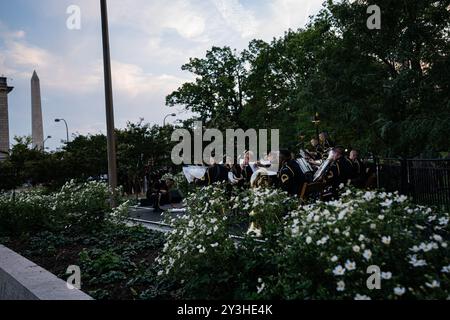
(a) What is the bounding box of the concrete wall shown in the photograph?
[0,245,93,300]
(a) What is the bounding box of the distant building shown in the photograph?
[0,76,13,160]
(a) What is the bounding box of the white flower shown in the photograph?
[381,272,392,280]
[438,217,449,226]
[333,265,346,276]
[363,249,372,261]
[425,280,440,288]
[316,236,329,246]
[353,245,361,253]
[210,243,219,248]
[396,195,408,203]
[409,255,427,267]
[331,256,339,262]
[380,199,393,208]
[306,236,313,244]
[339,183,345,189]
[382,236,391,245]
[345,260,356,271]
[358,235,366,242]
[394,287,406,296]
[188,220,194,228]
[370,223,377,230]
[433,234,443,242]
[337,281,346,292]
[354,294,371,300]
[378,215,385,220]
[363,192,376,202]
[441,265,450,273]
[257,278,265,294]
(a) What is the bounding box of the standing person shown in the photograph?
[277,150,306,197]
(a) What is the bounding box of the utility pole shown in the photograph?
[100,0,118,207]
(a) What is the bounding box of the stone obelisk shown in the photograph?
[31,71,44,150]
[0,76,14,160]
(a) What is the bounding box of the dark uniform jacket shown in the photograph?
[328,156,354,188]
[278,159,306,197]
[242,165,254,184]
[351,158,366,188]
[203,164,229,185]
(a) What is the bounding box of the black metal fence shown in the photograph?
[377,158,450,210]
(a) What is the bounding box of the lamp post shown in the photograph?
[312,112,321,142]
[43,135,52,150]
[100,0,118,207]
[54,118,69,143]
[163,113,177,126]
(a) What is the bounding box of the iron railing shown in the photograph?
[376,158,450,210]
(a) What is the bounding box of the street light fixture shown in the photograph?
[43,135,52,151]
[163,113,177,126]
[54,118,70,143]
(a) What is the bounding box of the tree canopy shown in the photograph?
[166,0,450,157]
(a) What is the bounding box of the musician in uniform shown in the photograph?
[319,132,335,150]
[278,150,306,197]
[241,151,256,185]
[308,138,324,160]
[349,149,366,188]
[201,156,229,185]
[327,147,354,191]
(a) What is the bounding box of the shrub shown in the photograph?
[156,185,450,300]
[0,181,129,236]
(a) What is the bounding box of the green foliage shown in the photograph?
[157,185,449,300]
[166,0,450,157]
[0,181,129,237]
[0,121,178,192]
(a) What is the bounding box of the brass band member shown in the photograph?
[319,131,335,150]
[327,147,354,190]
[278,150,306,197]
[202,156,229,186]
[241,151,255,184]
[349,149,366,188]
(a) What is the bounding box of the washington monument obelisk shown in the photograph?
[0,76,14,160]
[31,71,44,150]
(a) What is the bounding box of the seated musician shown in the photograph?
[327,147,354,191]
[241,151,256,184]
[319,132,335,150]
[349,149,367,188]
[146,174,168,213]
[277,149,306,197]
[201,156,229,186]
[308,138,323,161]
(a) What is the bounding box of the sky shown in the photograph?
[0,0,325,151]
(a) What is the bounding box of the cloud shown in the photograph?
[109,60,188,98]
[212,0,258,38]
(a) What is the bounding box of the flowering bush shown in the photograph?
[156,185,449,300]
[156,184,298,299]
[0,180,129,236]
[271,189,450,300]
